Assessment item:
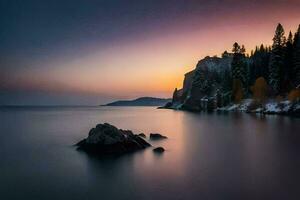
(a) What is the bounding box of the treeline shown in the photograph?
[227,23,300,103]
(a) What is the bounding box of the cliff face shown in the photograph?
[182,70,195,95]
[171,56,233,110]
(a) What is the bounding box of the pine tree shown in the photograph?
[222,51,230,58]
[223,68,232,92]
[268,23,286,95]
[232,79,243,103]
[231,43,247,85]
[231,42,247,99]
[293,25,300,87]
[232,42,241,53]
[282,31,294,92]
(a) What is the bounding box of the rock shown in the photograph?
[76,123,151,155]
[137,133,146,138]
[150,133,167,140]
[153,147,165,153]
[169,56,233,112]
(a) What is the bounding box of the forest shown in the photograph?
[169,23,300,114]
[230,23,300,103]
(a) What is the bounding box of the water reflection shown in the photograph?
[0,106,300,199]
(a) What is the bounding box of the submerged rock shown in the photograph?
[153,147,165,153]
[150,133,167,140]
[76,123,151,155]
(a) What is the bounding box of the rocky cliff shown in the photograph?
[170,55,233,111]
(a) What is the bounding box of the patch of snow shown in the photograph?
[227,104,239,111]
[238,99,252,111]
[264,102,281,113]
[255,108,263,113]
[293,103,300,111]
[281,101,292,112]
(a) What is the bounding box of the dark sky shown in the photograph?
[1,0,300,105]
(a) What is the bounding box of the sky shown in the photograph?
[1,0,300,105]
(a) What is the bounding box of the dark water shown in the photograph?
[0,106,300,200]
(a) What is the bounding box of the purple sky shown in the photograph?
[1,0,300,105]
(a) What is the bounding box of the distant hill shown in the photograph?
[102,97,171,106]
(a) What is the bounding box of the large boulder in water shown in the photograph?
[76,123,151,155]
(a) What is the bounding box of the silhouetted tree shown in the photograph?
[269,23,286,95]
[223,68,232,92]
[231,42,247,96]
[282,31,294,92]
[293,25,300,87]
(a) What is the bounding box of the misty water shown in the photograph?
[0,106,300,200]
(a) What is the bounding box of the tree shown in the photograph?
[250,44,270,83]
[223,68,232,92]
[288,88,300,102]
[282,31,294,92]
[232,42,241,54]
[240,45,246,54]
[269,23,286,95]
[222,51,230,58]
[293,25,300,87]
[231,42,247,96]
[232,79,243,103]
[251,77,268,103]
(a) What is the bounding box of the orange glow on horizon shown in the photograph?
[4,5,300,100]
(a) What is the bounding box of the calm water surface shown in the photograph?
[0,106,300,200]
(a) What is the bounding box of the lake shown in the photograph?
[0,106,300,200]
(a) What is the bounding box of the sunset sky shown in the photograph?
[1,0,300,105]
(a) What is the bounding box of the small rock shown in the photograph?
[153,147,165,153]
[150,133,167,140]
[138,133,146,138]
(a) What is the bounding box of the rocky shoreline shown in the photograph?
[161,99,300,117]
[161,52,300,117]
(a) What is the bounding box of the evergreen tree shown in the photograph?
[232,42,241,54]
[263,46,271,80]
[282,31,294,91]
[222,50,230,58]
[249,45,270,87]
[223,68,232,92]
[231,43,247,85]
[231,42,247,98]
[268,23,286,95]
[293,25,300,87]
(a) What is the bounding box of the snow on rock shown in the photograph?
[239,99,252,112]
[227,104,239,111]
[281,101,292,112]
[217,99,300,115]
[254,108,263,113]
[264,102,282,113]
[295,104,300,111]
